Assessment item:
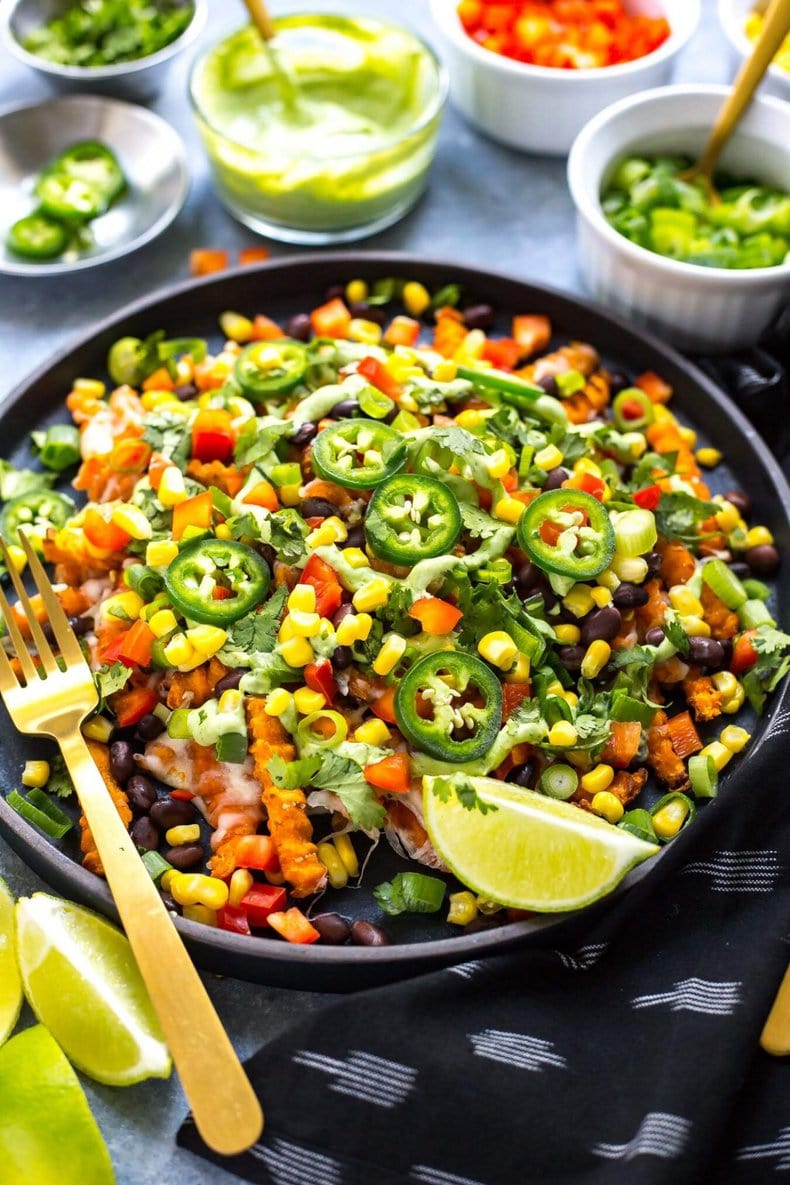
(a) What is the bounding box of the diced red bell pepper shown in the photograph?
[371,686,397,724]
[240,884,287,928]
[481,337,522,371]
[635,371,673,404]
[731,630,759,675]
[364,752,411,793]
[305,659,338,705]
[384,316,420,348]
[633,484,662,511]
[301,554,343,618]
[512,314,551,357]
[217,904,252,935]
[600,721,642,769]
[84,507,131,552]
[143,367,175,392]
[266,907,320,944]
[357,355,402,399]
[408,596,463,635]
[234,834,279,872]
[110,438,152,473]
[563,471,607,500]
[117,619,156,668]
[98,633,127,666]
[502,682,532,721]
[172,490,214,541]
[539,519,564,546]
[111,685,159,728]
[190,248,229,277]
[191,409,235,464]
[242,480,279,512]
[250,313,284,341]
[310,298,351,340]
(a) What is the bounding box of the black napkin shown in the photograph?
[179,685,790,1185]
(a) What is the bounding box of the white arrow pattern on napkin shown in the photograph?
[249,1137,343,1185]
[737,1126,790,1171]
[593,1112,692,1161]
[556,942,609,972]
[631,976,743,1015]
[292,1049,417,1108]
[411,1165,488,1185]
[681,850,782,893]
[468,1028,566,1071]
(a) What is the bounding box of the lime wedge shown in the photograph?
[0,878,22,1047]
[0,1024,115,1185]
[423,775,659,912]
[15,894,171,1086]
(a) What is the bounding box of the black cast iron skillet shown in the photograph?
[0,253,787,991]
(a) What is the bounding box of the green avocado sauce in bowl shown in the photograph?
[189,15,447,243]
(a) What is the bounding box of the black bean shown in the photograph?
[332,645,353,671]
[159,889,178,912]
[286,313,312,342]
[351,920,390,947]
[312,913,352,944]
[645,627,665,647]
[536,374,558,397]
[506,761,536,788]
[134,713,165,743]
[613,582,649,609]
[607,368,633,396]
[645,551,663,579]
[345,525,365,550]
[462,304,494,331]
[292,421,318,446]
[301,497,338,520]
[165,843,205,870]
[126,774,157,814]
[581,606,622,647]
[515,561,540,597]
[331,397,360,418]
[729,561,750,579]
[68,614,93,638]
[259,544,276,570]
[543,466,569,490]
[719,638,733,666]
[131,816,159,852]
[324,284,345,302]
[332,603,354,628]
[557,645,585,671]
[349,301,386,325]
[109,740,135,786]
[723,489,751,516]
[746,544,780,578]
[174,382,198,402]
[215,669,244,695]
[687,637,725,668]
[150,796,195,829]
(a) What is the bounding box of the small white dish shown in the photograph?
[567,84,790,353]
[718,0,790,103]
[429,0,701,156]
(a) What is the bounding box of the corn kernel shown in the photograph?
[182,904,218,927]
[333,832,359,877]
[141,390,180,412]
[610,555,649,583]
[493,496,526,524]
[478,630,518,670]
[720,725,750,753]
[504,652,531,683]
[695,447,722,468]
[218,310,253,343]
[596,569,621,592]
[581,764,615,795]
[293,687,326,715]
[581,640,612,679]
[163,633,195,667]
[373,633,407,676]
[434,359,457,383]
[289,608,323,638]
[485,448,511,480]
[590,587,613,608]
[403,280,431,317]
[280,636,314,667]
[186,624,228,656]
[335,612,373,645]
[288,583,317,614]
[279,484,302,507]
[317,842,349,890]
[6,545,26,573]
[669,585,704,617]
[447,890,478,926]
[218,689,243,714]
[561,585,595,619]
[228,868,254,907]
[146,539,179,567]
[653,800,689,840]
[721,684,746,715]
[457,328,486,362]
[170,873,229,911]
[535,444,564,470]
[352,578,390,612]
[345,279,368,305]
[678,426,697,447]
[264,688,293,717]
[712,672,738,698]
[165,823,201,846]
[455,408,486,429]
[149,609,178,639]
[160,870,179,894]
[680,615,711,637]
[348,318,382,346]
[554,623,581,645]
[744,526,773,548]
[547,720,578,747]
[82,716,114,743]
[574,457,602,478]
[73,377,105,398]
[102,590,144,622]
[22,760,50,788]
[307,516,348,549]
[354,718,391,746]
[699,741,733,773]
[158,466,188,507]
[590,790,623,823]
[713,499,741,534]
[340,547,369,570]
[111,503,152,541]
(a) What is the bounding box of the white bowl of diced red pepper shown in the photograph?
[429,0,701,156]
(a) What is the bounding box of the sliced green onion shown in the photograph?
[167,708,192,740]
[610,692,657,727]
[618,808,657,843]
[124,563,163,601]
[701,558,747,609]
[518,445,535,478]
[141,850,173,883]
[539,764,578,800]
[555,370,586,397]
[215,732,248,764]
[612,388,654,432]
[35,424,81,472]
[477,558,513,586]
[297,710,348,750]
[8,789,72,838]
[358,386,395,420]
[738,598,775,630]
[613,508,658,558]
[454,365,567,425]
[390,410,422,434]
[269,462,302,489]
[651,792,696,842]
[742,578,771,602]
[209,486,234,518]
[544,697,574,727]
[688,753,718,799]
[374,871,446,916]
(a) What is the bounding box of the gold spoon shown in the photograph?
[681,0,790,199]
[241,0,303,112]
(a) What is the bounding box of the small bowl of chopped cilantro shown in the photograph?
[1,0,207,101]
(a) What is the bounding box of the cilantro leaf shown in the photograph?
[233,418,293,467]
[142,411,191,469]
[662,608,691,656]
[267,753,322,790]
[226,585,287,654]
[45,754,74,798]
[373,872,446,916]
[309,753,386,830]
[429,774,498,814]
[655,491,715,546]
[0,461,56,502]
[95,661,132,711]
[460,504,501,540]
[609,645,656,671]
[266,510,308,565]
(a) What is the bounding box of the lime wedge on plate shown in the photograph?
[423,775,659,911]
[0,1024,115,1185]
[0,878,22,1046]
[15,894,171,1086]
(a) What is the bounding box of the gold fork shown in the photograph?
[0,531,263,1156]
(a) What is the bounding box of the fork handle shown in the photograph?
[61,731,263,1155]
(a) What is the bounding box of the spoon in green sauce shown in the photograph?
[240,0,304,115]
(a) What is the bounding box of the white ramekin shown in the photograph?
[718,0,790,103]
[429,0,701,156]
[567,85,790,353]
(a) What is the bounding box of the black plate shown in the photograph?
[0,253,788,991]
